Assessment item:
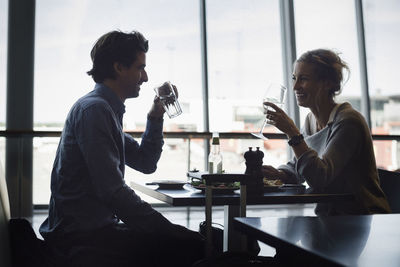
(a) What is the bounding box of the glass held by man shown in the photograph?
[154,81,182,118]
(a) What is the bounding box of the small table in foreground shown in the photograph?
[233,215,400,267]
[130,180,353,252]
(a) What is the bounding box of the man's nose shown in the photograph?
[142,70,148,83]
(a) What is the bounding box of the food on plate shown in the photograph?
[190,178,240,189]
[263,178,283,187]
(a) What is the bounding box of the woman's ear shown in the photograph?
[322,80,334,94]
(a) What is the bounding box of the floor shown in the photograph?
[32,203,316,257]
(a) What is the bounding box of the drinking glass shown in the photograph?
[251,83,287,140]
[154,81,182,118]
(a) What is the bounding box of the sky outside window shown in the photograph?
[294,0,361,123]
[206,0,283,133]
[34,0,202,131]
[363,0,400,135]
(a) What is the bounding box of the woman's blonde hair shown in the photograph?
[297,49,350,97]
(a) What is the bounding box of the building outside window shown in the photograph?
[363,0,400,170]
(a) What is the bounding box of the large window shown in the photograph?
[4,0,397,205]
[363,0,400,133]
[207,0,283,133]
[206,0,287,170]
[34,0,202,204]
[294,0,362,122]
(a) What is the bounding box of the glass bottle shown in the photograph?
[208,132,223,174]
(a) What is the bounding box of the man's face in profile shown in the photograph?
[118,51,148,99]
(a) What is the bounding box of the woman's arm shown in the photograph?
[295,117,363,190]
[264,102,310,159]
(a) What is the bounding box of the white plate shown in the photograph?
[151,180,187,190]
[191,184,240,194]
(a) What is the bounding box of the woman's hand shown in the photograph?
[264,102,300,138]
[261,165,287,181]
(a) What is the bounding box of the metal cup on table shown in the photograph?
[154,81,182,118]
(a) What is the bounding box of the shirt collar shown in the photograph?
[94,83,125,116]
[327,103,343,126]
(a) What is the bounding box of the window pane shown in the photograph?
[34,0,202,204]
[373,140,399,171]
[33,137,58,204]
[294,0,362,123]
[34,0,202,131]
[206,0,286,166]
[206,0,283,133]
[0,0,7,129]
[363,0,400,140]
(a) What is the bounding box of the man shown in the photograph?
[40,30,204,267]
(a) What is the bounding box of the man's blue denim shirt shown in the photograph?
[40,83,169,239]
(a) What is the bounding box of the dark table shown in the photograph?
[130,180,354,252]
[130,180,353,207]
[234,215,400,267]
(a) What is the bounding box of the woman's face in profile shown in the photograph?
[292,62,328,109]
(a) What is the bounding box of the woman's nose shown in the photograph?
[293,80,299,91]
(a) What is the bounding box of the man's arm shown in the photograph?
[77,104,171,233]
[124,116,164,173]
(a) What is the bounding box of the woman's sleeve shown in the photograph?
[295,117,363,191]
[279,159,304,184]
[277,114,312,184]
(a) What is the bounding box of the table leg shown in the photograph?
[224,205,245,252]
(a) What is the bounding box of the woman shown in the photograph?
[262,49,390,215]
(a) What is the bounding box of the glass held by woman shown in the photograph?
[251,83,287,140]
[261,48,391,215]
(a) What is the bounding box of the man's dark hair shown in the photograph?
[87,30,149,83]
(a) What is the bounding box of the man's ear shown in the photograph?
[113,62,124,77]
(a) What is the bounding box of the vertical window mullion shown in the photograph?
[280,0,299,128]
[355,0,372,129]
[200,0,210,170]
[280,0,298,159]
[6,0,35,218]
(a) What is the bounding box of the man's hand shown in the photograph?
[148,95,165,118]
[170,224,205,242]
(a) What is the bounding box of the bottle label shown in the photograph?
[208,162,214,174]
[216,162,222,174]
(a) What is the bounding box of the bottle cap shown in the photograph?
[211,132,220,145]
